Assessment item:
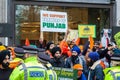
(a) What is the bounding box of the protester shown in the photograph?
[9,46,50,80]
[46,41,55,58]
[0,50,13,80]
[39,38,46,49]
[79,47,92,79]
[59,29,72,59]
[65,45,82,68]
[73,64,86,80]
[7,47,16,60]
[87,52,105,80]
[50,46,65,67]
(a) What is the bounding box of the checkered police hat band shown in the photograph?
[24,50,38,54]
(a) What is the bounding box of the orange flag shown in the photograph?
[89,36,94,50]
[75,38,80,46]
[25,38,30,46]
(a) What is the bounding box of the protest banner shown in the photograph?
[40,10,68,32]
[53,67,78,80]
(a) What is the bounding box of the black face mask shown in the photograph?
[2,62,10,69]
[88,60,94,67]
[71,55,78,64]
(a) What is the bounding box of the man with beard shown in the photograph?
[87,52,105,80]
[46,41,55,58]
[65,45,82,68]
[0,50,13,80]
[50,46,65,67]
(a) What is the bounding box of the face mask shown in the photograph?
[2,62,10,69]
[88,60,94,67]
[71,55,78,64]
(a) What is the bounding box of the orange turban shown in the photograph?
[73,64,83,77]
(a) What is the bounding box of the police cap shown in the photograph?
[23,46,39,54]
[14,47,25,57]
[38,51,50,62]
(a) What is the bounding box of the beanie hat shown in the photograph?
[71,45,81,55]
[0,50,10,64]
[88,52,99,61]
[46,41,54,50]
[51,47,61,57]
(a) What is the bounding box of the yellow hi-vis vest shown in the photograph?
[9,57,48,80]
[104,66,120,80]
[45,63,57,80]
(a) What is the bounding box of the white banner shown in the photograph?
[40,10,68,32]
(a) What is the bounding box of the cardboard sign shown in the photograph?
[40,10,68,32]
[78,25,96,38]
[67,29,78,41]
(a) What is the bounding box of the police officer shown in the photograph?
[9,46,49,80]
[104,48,120,80]
[37,48,57,80]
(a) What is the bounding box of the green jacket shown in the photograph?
[9,56,49,80]
[104,66,120,80]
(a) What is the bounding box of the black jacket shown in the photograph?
[50,57,65,68]
[0,68,13,80]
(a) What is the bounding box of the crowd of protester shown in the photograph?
[0,31,120,80]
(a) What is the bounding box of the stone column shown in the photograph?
[116,0,120,26]
[0,0,7,23]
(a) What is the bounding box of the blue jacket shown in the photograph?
[65,56,83,68]
[88,60,104,80]
[79,73,87,80]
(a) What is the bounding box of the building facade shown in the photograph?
[7,0,116,46]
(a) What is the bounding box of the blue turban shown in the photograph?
[71,45,81,55]
[88,52,99,61]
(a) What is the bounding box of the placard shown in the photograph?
[53,67,78,80]
[40,10,68,32]
[78,25,96,38]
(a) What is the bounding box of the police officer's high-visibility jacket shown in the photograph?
[45,63,57,80]
[9,56,49,80]
[104,66,120,80]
